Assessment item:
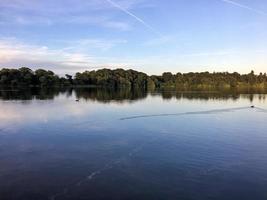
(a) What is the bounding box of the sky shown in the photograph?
[0,0,267,75]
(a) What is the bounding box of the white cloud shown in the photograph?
[0,38,95,71]
[0,38,133,73]
[62,16,132,31]
[104,21,132,31]
[143,35,175,46]
[66,38,127,51]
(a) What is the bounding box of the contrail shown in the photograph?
[220,0,267,16]
[105,0,162,36]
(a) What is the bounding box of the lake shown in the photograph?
[1,88,267,200]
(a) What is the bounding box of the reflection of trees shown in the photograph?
[153,91,240,101]
[177,92,240,101]
[0,87,266,103]
[75,88,267,103]
[158,88,267,101]
[0,87,68,100]
[75,88,147,103]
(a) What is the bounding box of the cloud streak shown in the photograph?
[0,38,137,73]
[105,0,162,36]
[220,0,267,16]
[0,38,99,72]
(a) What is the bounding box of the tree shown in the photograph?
[65,74,73,84]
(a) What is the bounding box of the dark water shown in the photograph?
[1,88,267,200]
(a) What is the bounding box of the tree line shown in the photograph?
[1,67,267,90]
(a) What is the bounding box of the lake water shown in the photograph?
[1,88,267,200]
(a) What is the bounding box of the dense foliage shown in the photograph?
[0,68,70,87]
[75,69,148,88]
[1,67,267,90]
[150,71,267,90]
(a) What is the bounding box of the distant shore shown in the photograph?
[1,67,267,90]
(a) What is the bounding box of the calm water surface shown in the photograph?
[0,88,267,200]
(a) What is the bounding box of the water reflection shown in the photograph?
[0,87,267,102]
[1,88,267,200]
[75,88,147,103]
[0,87,67,100]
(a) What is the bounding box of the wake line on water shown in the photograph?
[0,127,10,134]
[120,106,267,120]
[48,138,156,200]
[49,164,114,200]
[255,106,267,113]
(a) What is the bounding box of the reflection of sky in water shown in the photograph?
[0,92,266,130]
[0,90,267,200]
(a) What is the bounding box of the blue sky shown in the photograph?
[0,0,267,75]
